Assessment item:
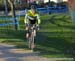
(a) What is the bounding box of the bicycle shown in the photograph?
[27,24,39,50]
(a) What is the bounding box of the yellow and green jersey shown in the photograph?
[24,10,41,25]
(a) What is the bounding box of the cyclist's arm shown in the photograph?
[37,14,41,25]
[24,13,28,24]
[24,9,29,24]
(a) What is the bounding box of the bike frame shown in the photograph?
[28,25,36,50]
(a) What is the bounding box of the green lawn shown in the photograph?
[0,14,75,60]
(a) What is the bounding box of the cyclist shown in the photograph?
[24,5,41,39]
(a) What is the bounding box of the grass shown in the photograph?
[0,14,75,60]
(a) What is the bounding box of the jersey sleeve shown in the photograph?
[24,10,29,24]
[24,13,28,24]
[37,14,41,25]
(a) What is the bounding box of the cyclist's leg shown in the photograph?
[28,24,34,49]
[33,29,36,43]
[26,24,30,39]
[32,25,37,49]
[34,29,36,37]
[33,24,37,37]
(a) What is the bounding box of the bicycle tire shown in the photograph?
[31,32,35,50]
[29,31,35,50]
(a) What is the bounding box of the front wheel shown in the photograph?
[28,32,35,50]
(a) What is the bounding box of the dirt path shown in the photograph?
[0,43,50,61]
[0,43,73,61]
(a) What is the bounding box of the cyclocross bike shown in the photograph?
[27,24,39,50]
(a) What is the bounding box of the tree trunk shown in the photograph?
[8,0,14,16]
[4,0,8,16]
[49,0,50,6]
[8,0,18,30]
[49,0,50,3]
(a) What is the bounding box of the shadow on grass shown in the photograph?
[49,14,73,29]
[0,29,75,60]
[34,32,75,59]
[2,30,75,57]
[0,29,29,49]
[0,29,25,40]
[49,14,56,25]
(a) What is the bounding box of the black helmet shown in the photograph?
[31,5,36,10]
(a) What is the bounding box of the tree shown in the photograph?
[4,0,8,16]
[0,0,4,5]
[8,0,18,30]
[8,0,14,16]
[48,0,51,6]
[49,0,50,3]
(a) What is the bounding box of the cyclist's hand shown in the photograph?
[37,25,40,30]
